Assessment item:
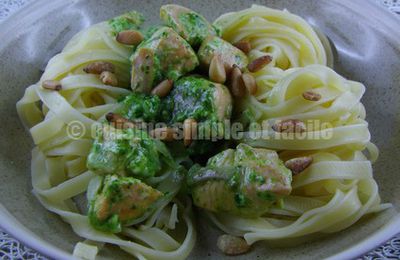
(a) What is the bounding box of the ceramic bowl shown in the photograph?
[0,0,399,259]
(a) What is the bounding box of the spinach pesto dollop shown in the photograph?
[87,125,173,179]
[162,76,232,123]
[161,76,232,155]
[117,92,163,123]
[187,144,292,217]
[160,4,217,47]
[108,11,145,35]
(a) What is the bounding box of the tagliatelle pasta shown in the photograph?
[207,149,390,244]
[214,5,333,71]
[206,5,389,245]
[239,64,370,150]
[17,21,195,260]
[16,4,389,259]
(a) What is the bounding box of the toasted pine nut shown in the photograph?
[209,55,226,84]
[100,71,118,86]
[150,127,176,141]
[83,61,115,74]
[230,66,246,98]
[183,118,197,147]
[272,119,306,133]
[96,199,110,221]
[285,156,313,175]
[242,73,257,95]
[105,113,135,129]
[233,40,252,54]
[302,90,321,101]
[105,112,121,122]
[217,235,250,256]
[116,30,144,45]
[151,79,173,97]
[223,64,234,78]
[42,80,62,91]
[247,55,272,72]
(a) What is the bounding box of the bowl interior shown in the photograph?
[0,0,399,259]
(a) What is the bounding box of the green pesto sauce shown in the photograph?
[130,45,163,92]
[87,132,129,175]
[161,76,222,156]
[152,54,163,83]
[248,171,266,184]
[213,25,222,37]
[133,27,198,88]
[126,135,162,177]
[162,76,217,123]
[87,127,162,179]
[106,180,123,203]
[118,92,162,122]
[89,211,121,233]
[102,176,139,203]
[235,143,272,167]
[88,175,153,233]
[158,29,197,80]
[88,175,132,233]
[234,193,248,208]
[160,5,216,47]
[198,36,248,70]
[142,25,163,41]
[108,11,144,35]
[227,167,241,189]
[178,12,214,47]
[257,191,276,201]
[207,149,234,167]
[188,144,291,216]
[237,108,257,130]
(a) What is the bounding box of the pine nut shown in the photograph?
[100,71,118,86]
[105,113,135,129]
[272,119,306,133]
[231,65,246,98]
[217,235,250,256]
[302,90,321,101]
[42,80,62,91]
[150,127,176,141]
[183,118,197,147]
[247,55,272,72]
[233,40,252,54]
[209,55,226,84]
[242,73,257,95]
[116,30,144,45]
[83,61,115,74]
[151,79,174,97]
[223,63,234,76]
[285,156,313,175]
[105,112,120,122]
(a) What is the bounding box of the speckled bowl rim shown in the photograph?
[0,0,400,259]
